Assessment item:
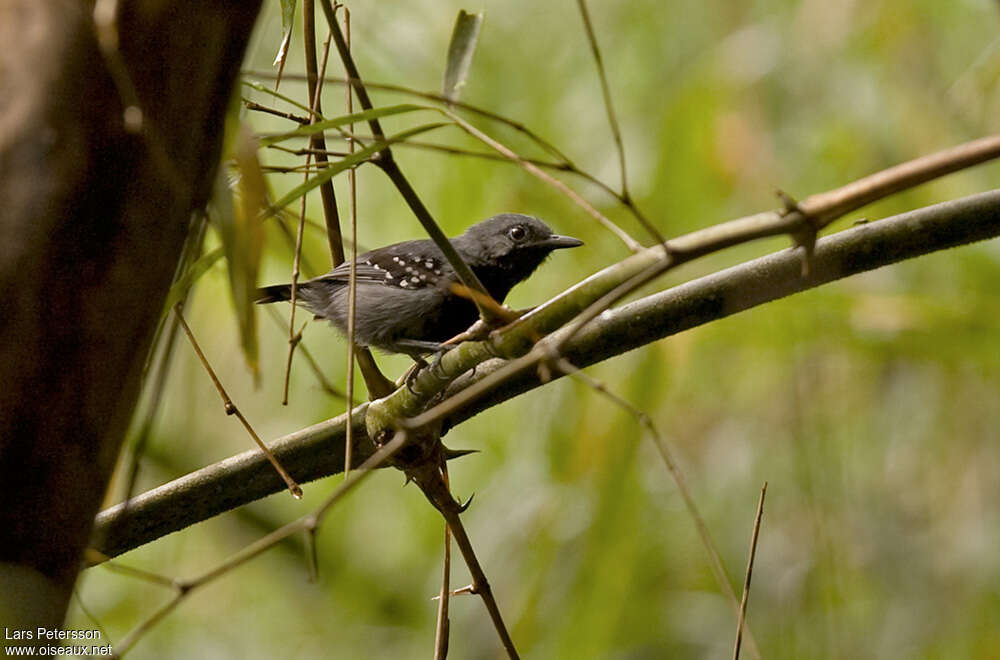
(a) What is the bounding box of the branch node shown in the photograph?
[776,189,818,277]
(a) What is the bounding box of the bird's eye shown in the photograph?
[508,225,527,242]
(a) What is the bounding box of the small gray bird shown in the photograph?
[256,213,583,357]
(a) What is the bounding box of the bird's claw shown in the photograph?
[404,358,428,396]
[403,344,455,396]
[428,344,455,380]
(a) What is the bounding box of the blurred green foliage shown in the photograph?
[72,1,1000,658]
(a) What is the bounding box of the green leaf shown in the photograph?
[443,10,484,103]
[230,126,267,379]
[269,122,449,212]
[210,126,268,380]
[273,0,297,67]
[258,104,431,147]
[162,246,225,313]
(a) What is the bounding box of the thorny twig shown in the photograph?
[406,456,520,659]
[175,305,302,498]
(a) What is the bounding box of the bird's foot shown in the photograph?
[404,357,428,396]
[402,345,457,396]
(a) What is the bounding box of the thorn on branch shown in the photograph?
[431,584,477,600]
[442,446,479,460]
[777,189,818,277]
[457,493,476,513]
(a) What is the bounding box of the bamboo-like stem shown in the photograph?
[92,188,1000,558]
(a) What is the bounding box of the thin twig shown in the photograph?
[244,100,311,124]
[344,6,357,479]
[289,1,395,401]
[112,590,185,657]
[576,0,628,201]
[93,181,1000,559]
[544,134,1000,355]
[260,126,650,231]
[553,358,761,659]
[175,305,302,498]
[734,483,767,660]
[574,0,663,243]
[284,0,333,406]
[393,134,1000,433]
[442,108,646,251]
[70,587,112,648]
[440,504,518,659]
[264,306,344,399]
[244,69,661,234]
[318,0,500,324]
[434,465,453,660]
[244,70,573,164]
[304,524,320,582]
[303,0,345,264]
[103,561,177,589]
[412,465,519,659]
[283,136,646,213]
[110,431,410,657]
[283,160,309,405]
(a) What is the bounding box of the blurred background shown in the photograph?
[72,1,1000,658]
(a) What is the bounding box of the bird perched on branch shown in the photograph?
[256,213,583,358]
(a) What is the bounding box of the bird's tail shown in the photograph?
[255,283,292,304]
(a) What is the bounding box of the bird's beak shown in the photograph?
[541,234,584,249]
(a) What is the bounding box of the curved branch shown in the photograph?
[91,189,1000,559]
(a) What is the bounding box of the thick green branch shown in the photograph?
[91,189,1000,560]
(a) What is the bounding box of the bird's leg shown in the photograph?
[395,339,449,355]
[401,356,429,396]
[428,345,456,380]
[393,339,460,395]
[395,340,445,396]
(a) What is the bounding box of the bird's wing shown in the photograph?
[316,261,392,284]
[319,240,455,289]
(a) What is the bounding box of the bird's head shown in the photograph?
[454,213,583,300]
[458,213,582,265]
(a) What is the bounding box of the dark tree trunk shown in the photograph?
[0,0,261,632]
